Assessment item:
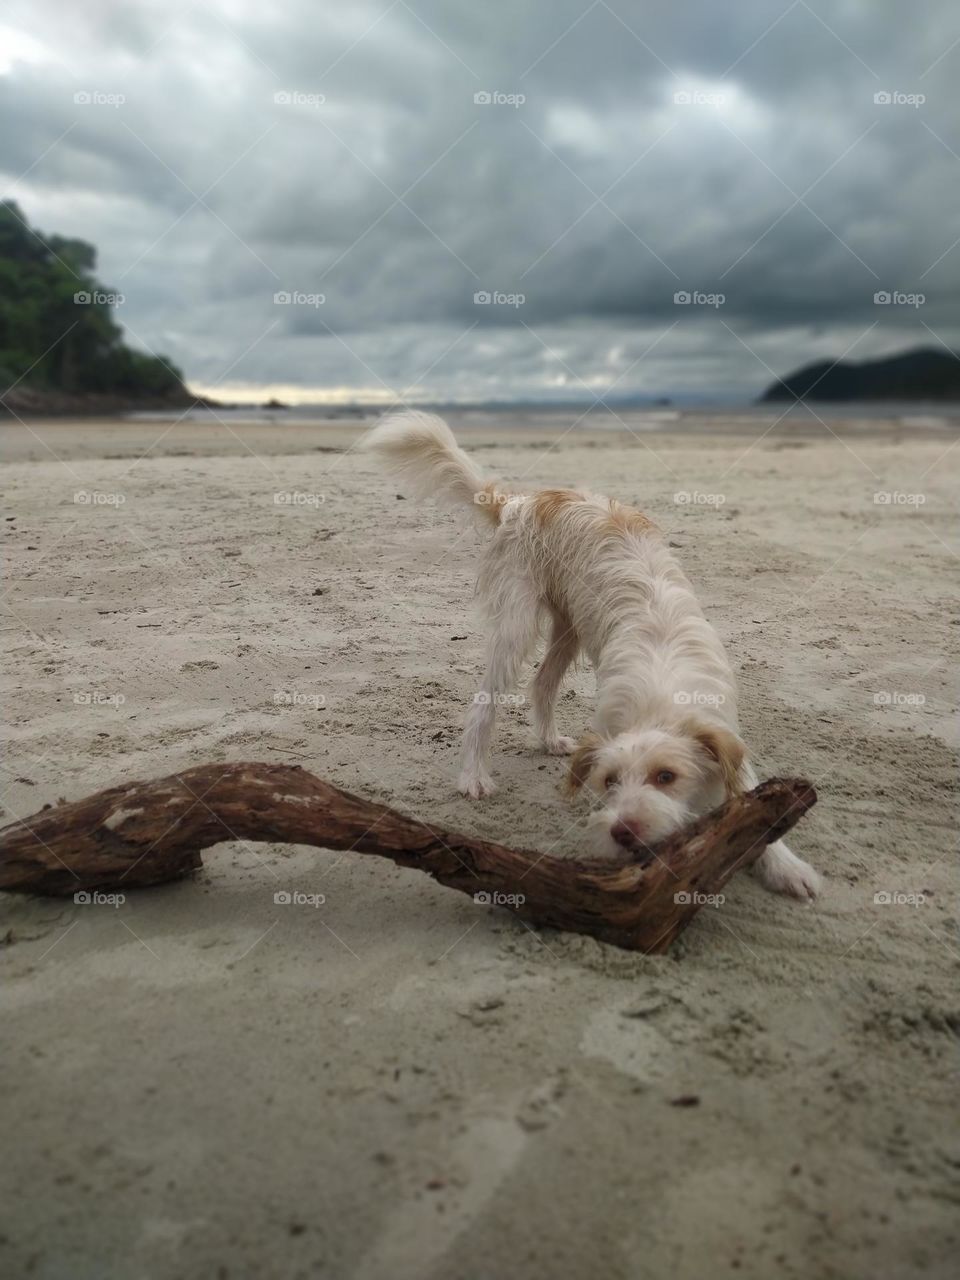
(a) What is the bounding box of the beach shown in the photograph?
[2,412,957,1279]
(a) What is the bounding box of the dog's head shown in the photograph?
[566,716,745,856]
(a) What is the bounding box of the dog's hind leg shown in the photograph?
[531,607,580,755]
[458,582,540,799]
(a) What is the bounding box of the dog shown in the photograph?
[363,411,821,901]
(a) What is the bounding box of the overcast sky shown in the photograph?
[1,0,958,403]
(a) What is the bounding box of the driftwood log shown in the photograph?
[0,763,816,953]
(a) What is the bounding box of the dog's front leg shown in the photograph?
[739,758,822,900]
[754,838,822,900]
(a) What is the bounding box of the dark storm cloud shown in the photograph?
[1,0,958,399]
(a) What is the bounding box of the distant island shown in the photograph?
[0,199,196,416]
[760,347,960,403]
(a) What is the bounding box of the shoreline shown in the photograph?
[1,409,958,467]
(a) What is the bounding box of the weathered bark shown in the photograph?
[0,763,816,953]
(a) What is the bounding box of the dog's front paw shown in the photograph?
[543,735,577,756]
[755,842,822,902]
[457,769,497,799]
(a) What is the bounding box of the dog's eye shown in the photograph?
[654,769,676,786]
[603,771,620,791]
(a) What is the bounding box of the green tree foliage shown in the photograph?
[0,200,184,396]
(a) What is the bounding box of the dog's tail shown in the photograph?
[360,411,507,525]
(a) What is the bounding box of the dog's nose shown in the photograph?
[611,819,646,849]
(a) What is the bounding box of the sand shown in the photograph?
[1,412,958,1279]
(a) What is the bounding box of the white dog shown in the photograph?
[364,411,821,901]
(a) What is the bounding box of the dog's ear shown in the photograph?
[566,731,603,793]
[684,718,745,796]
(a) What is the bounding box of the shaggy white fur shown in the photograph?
[363,411,821,901]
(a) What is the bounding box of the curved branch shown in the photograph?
[0,762,816,953]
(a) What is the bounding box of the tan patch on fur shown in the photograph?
[681,717,745,796]
[606,499,658,538]
[532,488,582,528]
[566,730,603,792]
